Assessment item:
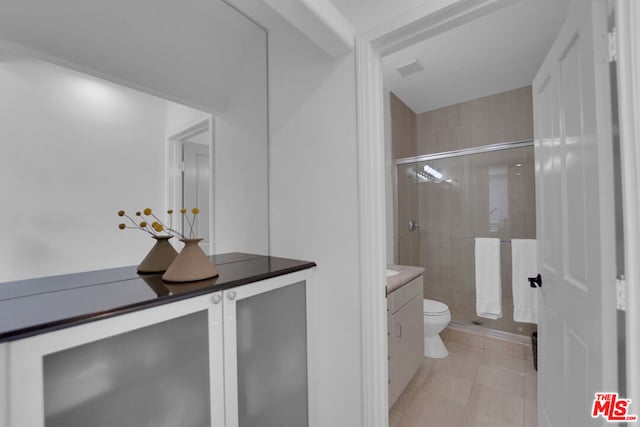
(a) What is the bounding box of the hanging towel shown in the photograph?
[511,239,538,324]
[474,238,502,319]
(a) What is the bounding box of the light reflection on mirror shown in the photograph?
[0,3,268,282]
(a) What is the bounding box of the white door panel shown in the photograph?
[183,140,211,254]
[533,0,616,425]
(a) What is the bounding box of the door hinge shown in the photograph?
[608,28,617,62]
[616,277,627,311]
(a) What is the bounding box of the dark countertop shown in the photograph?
[0,253,316,343]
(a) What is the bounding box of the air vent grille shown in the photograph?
[395,59,424,77]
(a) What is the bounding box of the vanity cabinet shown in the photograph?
[387,275,424,407]
[0,255,314,427]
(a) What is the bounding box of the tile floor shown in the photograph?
[389,327,537,427]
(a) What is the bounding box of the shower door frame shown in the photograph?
[394,139,534,166]
[393,139,535,332]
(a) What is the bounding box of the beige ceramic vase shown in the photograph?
[162,238,219,282]
[137,235,178,273]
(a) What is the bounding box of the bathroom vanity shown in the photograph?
[0,253,315,427]
[386,265,425,407]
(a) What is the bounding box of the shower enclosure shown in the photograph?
[396,141,536,336]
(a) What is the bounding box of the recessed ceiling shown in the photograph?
[382,0,569,113]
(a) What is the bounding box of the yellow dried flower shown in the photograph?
[140,221,147,228]
[135,211,141,216]
[167,209,174,214]
[118,223,126,229]
[153,223,164,232]
[180,208,187,214]
[192,208,199,215]
[118,210,125,217]
[143,208,152,215]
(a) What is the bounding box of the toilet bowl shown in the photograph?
[423,299,451,358]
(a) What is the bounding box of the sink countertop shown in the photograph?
[386,264,425,295]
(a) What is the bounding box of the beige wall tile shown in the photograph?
[415,86,534,156]
[390,92,418,159]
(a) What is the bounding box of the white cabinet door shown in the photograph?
[389,295,423,406]
[222,270,313,427]
[533,0,616,425]
[5,293,224,427]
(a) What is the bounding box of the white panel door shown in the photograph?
[183,140,211,254]
[532,0,616,425]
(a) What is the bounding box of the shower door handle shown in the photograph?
[408,220,419,232]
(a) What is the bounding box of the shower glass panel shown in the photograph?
[398,144,536,336]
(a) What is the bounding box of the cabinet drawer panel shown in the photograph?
[389,276,423,314]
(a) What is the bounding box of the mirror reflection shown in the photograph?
[0,1,268,282]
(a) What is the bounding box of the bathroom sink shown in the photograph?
[386,269,399,277]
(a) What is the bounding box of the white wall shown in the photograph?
[268,19,363,427]
[0,50,269,282]
[214,36,269,255]
[0,54,170,281]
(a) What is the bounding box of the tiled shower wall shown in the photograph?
[391,86,533,159]
[392,87,536,336]
[416,86,533,155]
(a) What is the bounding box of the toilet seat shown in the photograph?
[423,299,449,316]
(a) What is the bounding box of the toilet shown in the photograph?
[423,299,451,358]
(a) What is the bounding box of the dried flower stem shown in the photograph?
[118,208,199,240]
[148,213,184,239]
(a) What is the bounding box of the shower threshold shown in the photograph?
[448,320,532,346]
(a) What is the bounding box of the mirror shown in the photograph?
[0,0,268,282]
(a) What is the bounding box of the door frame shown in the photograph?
[166,116,215,253]
[615,0,640,407]
[354,0,640,424]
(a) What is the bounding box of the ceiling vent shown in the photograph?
[395,59,424,78]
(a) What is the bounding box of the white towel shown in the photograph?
[474,238,502,319]
[511,239,538,324]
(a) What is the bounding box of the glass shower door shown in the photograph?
[396,163,419,266]
[397,145,536,336]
